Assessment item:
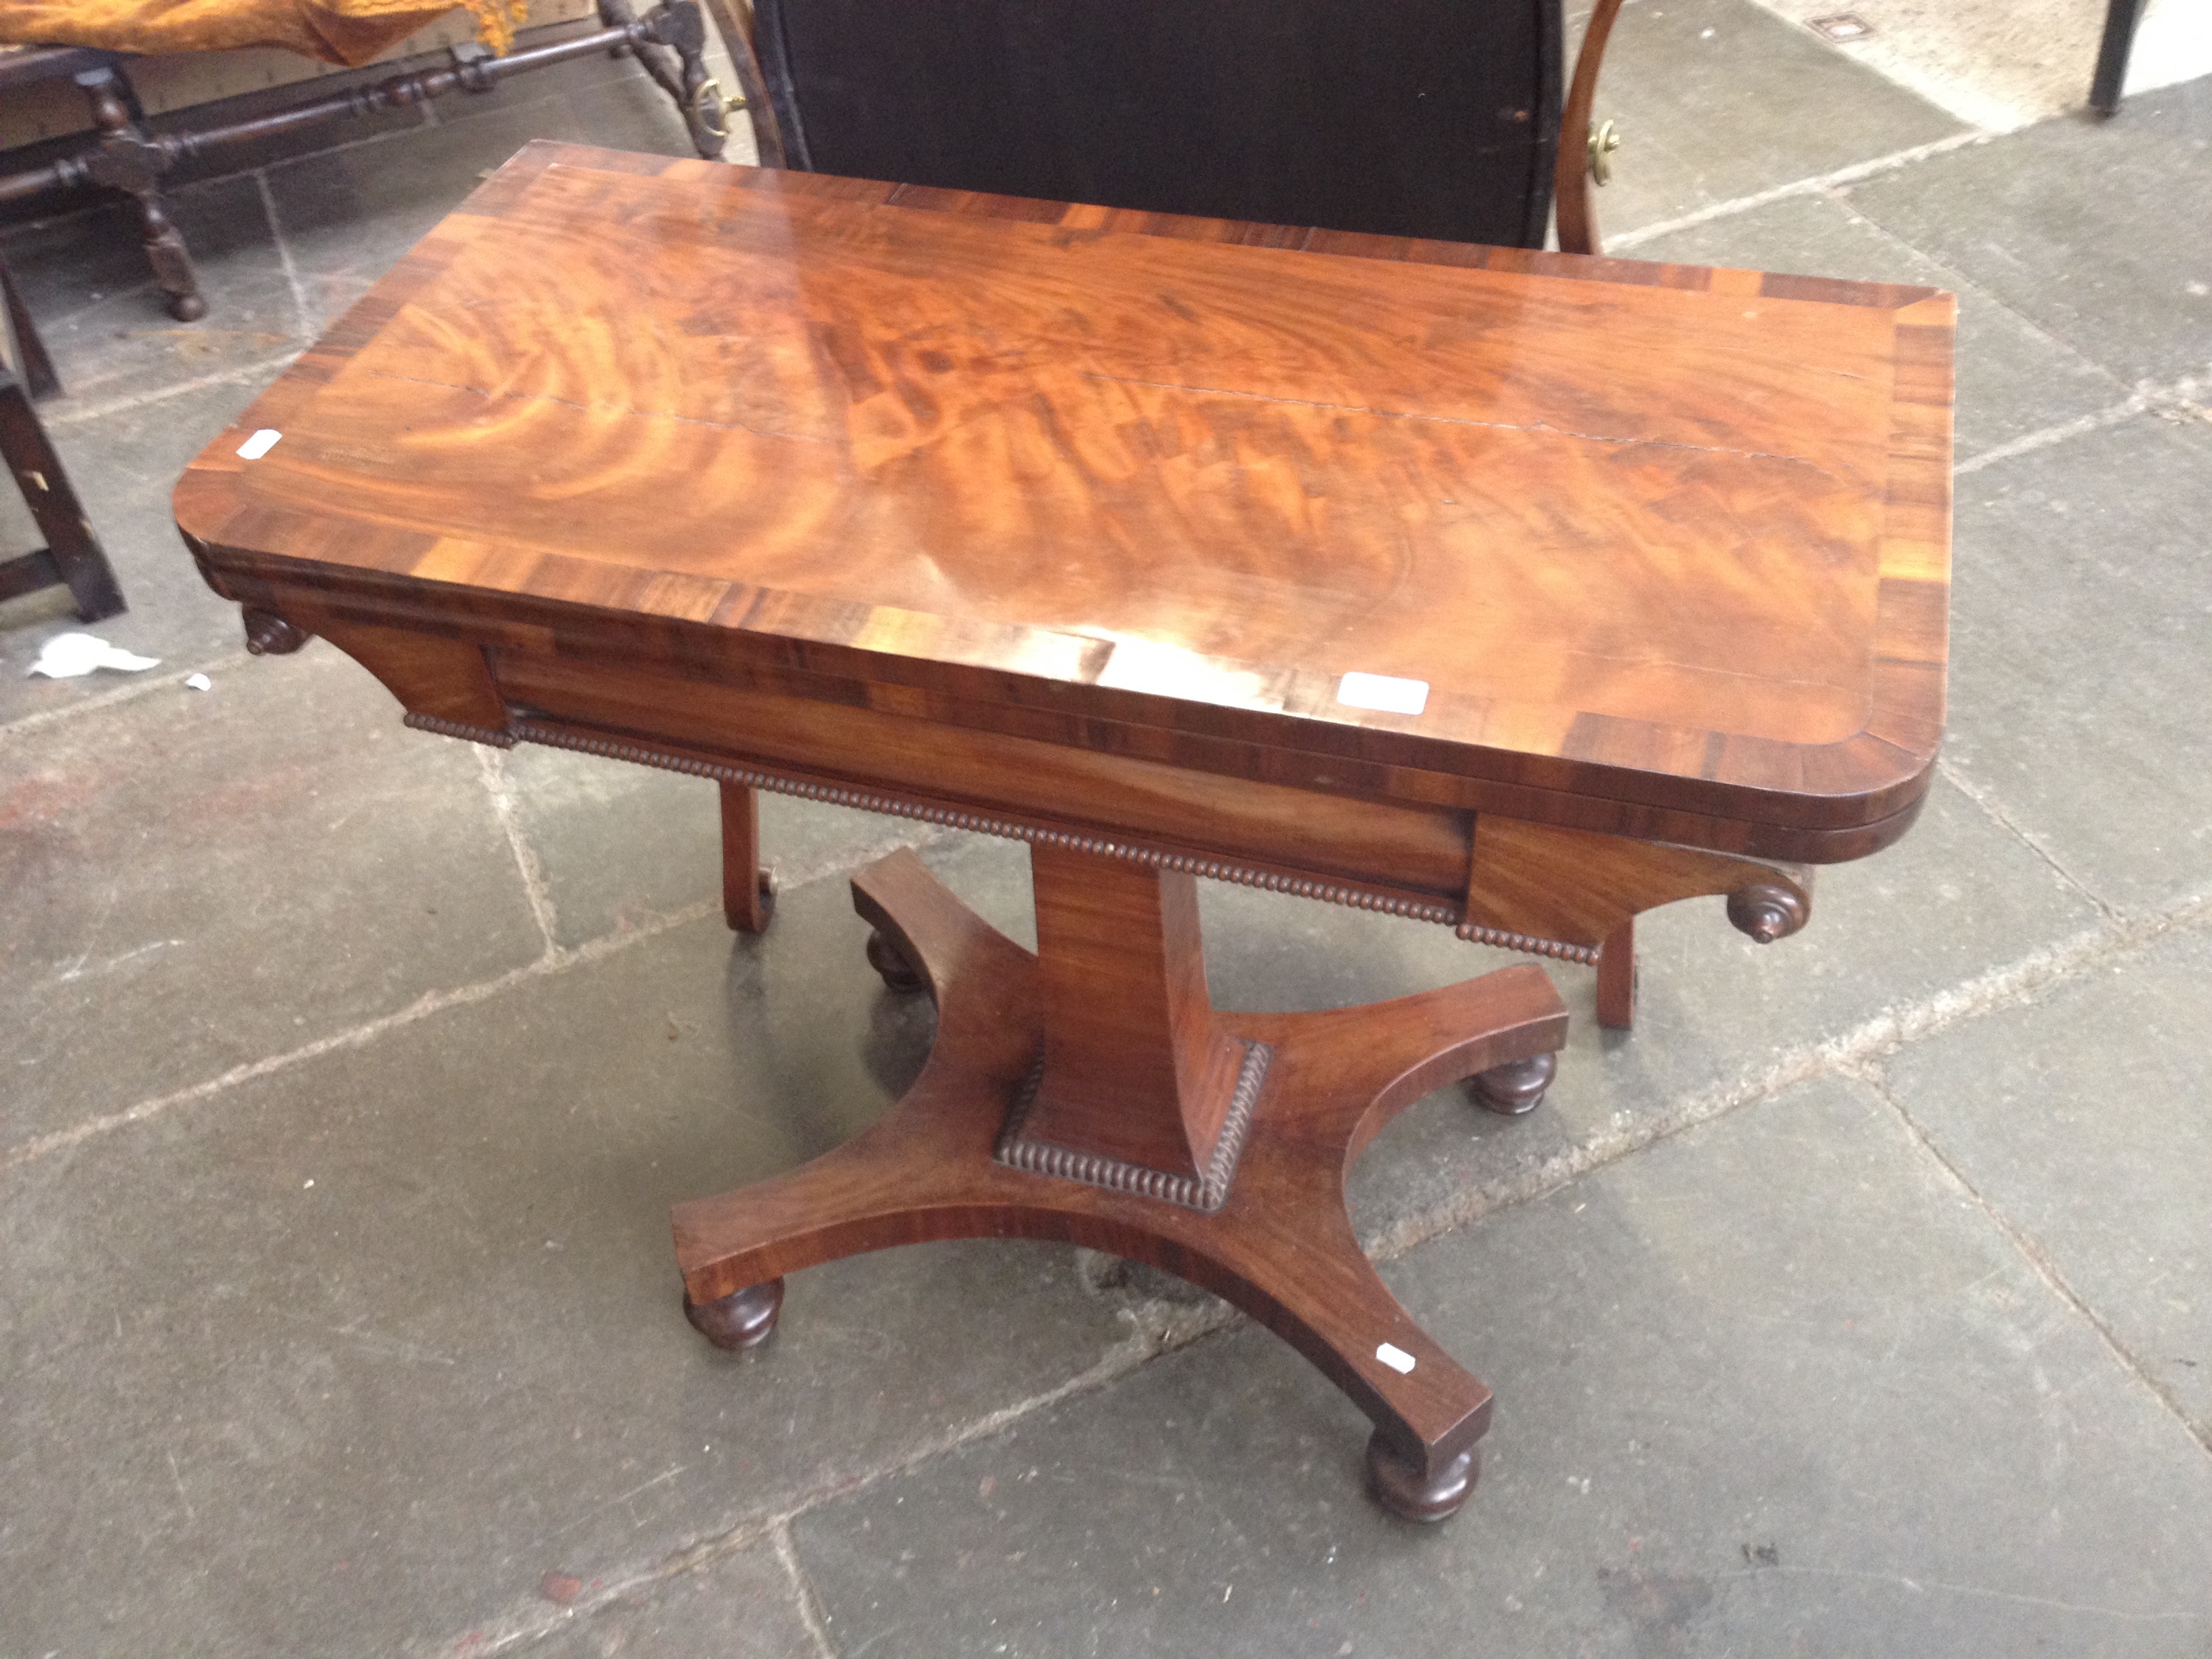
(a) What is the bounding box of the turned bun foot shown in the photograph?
[241,607,311,656]
[1365,1431,1479,1523]
[1726,882,1809,943]
[865,928,926,992]
[683,1277,783,1351]
[1469,1051,1557,1116]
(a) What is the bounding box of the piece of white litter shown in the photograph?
[1336,671,1429,716]
[237,428,283,460]
[1376,1341,1416,1374]
[184,673,213,691]
[28,632,161,678]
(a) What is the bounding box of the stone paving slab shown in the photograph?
[1942,417,2212,912]
[497,741,945,952]
[1,374,280,696]
[1,184,298,698]
[506,1538,818,1659]
[1,642,542,1149]
[1188,773,2100,1249]
[0,851,1136,1658]
[1884,923,2212,1441]
[791,1075,2212,1658]
[1748,0,2212,132]
[1844,78,2212,386]
[0,173,302,407]
[263,70,714,335]
[1572,0,1963,239]
[1626,190,2125,460]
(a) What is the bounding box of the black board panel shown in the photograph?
[757,0,1562,249]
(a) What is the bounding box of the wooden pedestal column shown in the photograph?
[1018,846,1249,1192]
[674,845,1570,1521]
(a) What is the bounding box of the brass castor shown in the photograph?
[683,1277,783,1351]
[1469,1051,1557,1117]
[865,928,926,993]
[1364,1430,1479,1522]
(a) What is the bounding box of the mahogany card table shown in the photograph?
[176,141,1952,1522]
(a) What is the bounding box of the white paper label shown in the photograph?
[1336,672,1429,716]
[237,429,283,460]
[1376,1342,1416,1374]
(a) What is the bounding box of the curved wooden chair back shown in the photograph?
[741,0,1570,249]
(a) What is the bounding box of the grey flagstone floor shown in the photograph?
[3,5,2209,1654]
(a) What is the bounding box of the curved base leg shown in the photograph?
[1366,1430,1479,1523]
[683,1277,783,1350]
[673,848,1568,1518]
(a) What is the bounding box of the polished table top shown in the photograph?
[176,141,1952,862]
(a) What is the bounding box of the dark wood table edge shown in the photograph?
[173,532,1940,865]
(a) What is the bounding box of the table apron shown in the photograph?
[249,600,1822,960]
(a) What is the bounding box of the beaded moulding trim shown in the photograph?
[994,1041,1274,1213]
[1453,924,1601,966]
[403,711,1601,963]
[503,718,1483,924]
[402,712,516,747]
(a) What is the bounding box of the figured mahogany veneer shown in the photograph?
[174,143,1950,1519]
[177,142,1951,858]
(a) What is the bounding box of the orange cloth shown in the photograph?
[0,0,528,66]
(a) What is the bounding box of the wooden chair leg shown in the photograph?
[695,0,786,164]
[0,257,61,399]
[0,369,125,621]
[2089,0,2150,115]
[659,0,729,161]
[127,188,207,323]
[75,68,206,323]
[1595,916,1636,1029]
[1554,0,1626,255]
[601,0,729,159]
[719,779,775,932]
